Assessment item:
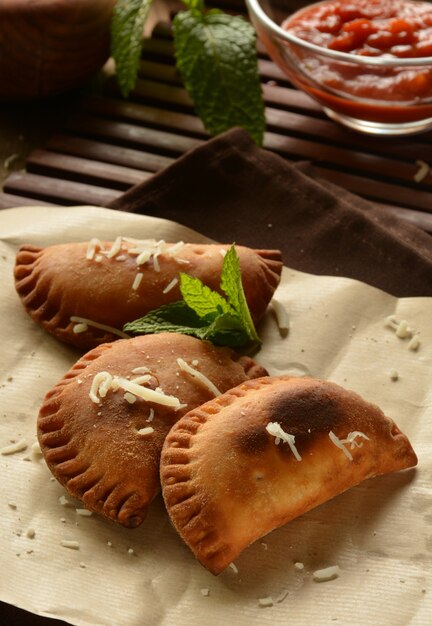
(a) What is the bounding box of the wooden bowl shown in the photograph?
[0,0,116,100]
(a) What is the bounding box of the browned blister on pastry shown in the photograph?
[161,375,418,575]
[37,333,267,528]
[14,239,282,349]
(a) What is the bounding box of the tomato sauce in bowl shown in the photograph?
[247,0,432,134]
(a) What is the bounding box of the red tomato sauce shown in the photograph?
[280,0,432,123]
[283,0,432,58]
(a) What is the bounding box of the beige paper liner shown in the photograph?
[1,206,430,626]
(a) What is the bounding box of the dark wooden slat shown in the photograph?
[27,150,151,190]
[128,76,432,160]
[66,115,202,155]
[4,172,121,206]
[312,166,432,214]
[0,192,57,209]
[68,110,432,206]
[46,135,174,172]
[86,97,206,137]
[86,96,432,183]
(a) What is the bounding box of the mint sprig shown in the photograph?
[111,0,153,98]
[124,245,261,350]
[173,10,265,146]
[110,0,265,145]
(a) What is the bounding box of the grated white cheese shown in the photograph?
[86,238,104,260]
[219,248,227,258]
[89,371,113,404]
[124,392,137,404]
[414,160,430,183]
[313,565,340,582]
[70,316,129,339]
[1,439,27,455]
[72,323,88,334]
[266,423,302,461]
[95,254,103,263]
[163,277,179,294]
[89,370,183,409]
[59,495,71,506]
[258,597,274,608]
[153,252,160,272]
[329,431,353,461]
[200,588,210,597]
[166,241,185,256]
[132,272,143,291]
[395,320,413,339]
[131,374,152,385]
[177,358,221,397]
[60,540,80,550]
[76,508,92,517]
[131,366,151,374]
[408,335,420,351]
[106,236,123,259]
[328,430,369,459]
[146,408,155,423]
[229,562,239,574]
[113,376,183,409]
[136,250,151,266]
[137,426,154,436]
[294,562,304,571]
[271,299,289,334]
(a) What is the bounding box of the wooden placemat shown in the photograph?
[1,19,432,233]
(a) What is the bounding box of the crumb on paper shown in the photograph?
[31,441,42,456]
[1,440,28,455]
[313,565,340,582]
[258,596,274,608]
[200,588,210,597]
[390,369,399,381]
[79,562,87,568]
[76,508,92,517]
[26,528,36,539]
[60,540,80,550]
[276,590,289,603]
[59,495,71,506]
[127,547,136,555]
[8,502,17,510]
[408,335,421,351]
[261,542,268,550]
[229,562,239,574]
[294,561,304,571]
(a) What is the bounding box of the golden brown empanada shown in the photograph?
[37,333,267,528]
[14,239,282,350]
[161,375,418,574]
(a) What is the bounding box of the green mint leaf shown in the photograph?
[179,273,235,321]
[203,313,251,347]
[173,10,265,145]
[111,0,152,98]
[221,245,261,345]
[123,301,207,335]
[180,0,205,11]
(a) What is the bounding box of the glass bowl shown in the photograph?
[245,0,432,135]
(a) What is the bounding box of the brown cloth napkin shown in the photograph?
[108,128,432,297]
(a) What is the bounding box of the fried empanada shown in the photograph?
[161,375,418,574]
[37,333,267,528]
[14,239,282,349]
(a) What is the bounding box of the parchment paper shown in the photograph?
[1,206,431,626]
